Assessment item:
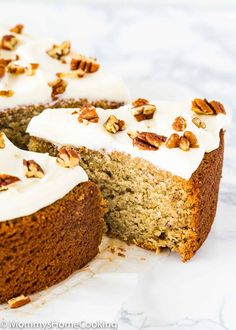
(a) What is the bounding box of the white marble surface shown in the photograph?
[0,1,236,329]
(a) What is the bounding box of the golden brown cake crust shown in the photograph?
[0,181,106,304]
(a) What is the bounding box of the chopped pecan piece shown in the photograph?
[57,69,85,79]
[8,295,31,309]
[128,131,167,151]
[26,63,39,76]
[48,78,67,100]
[23,159,45,178]
[192,117,206,129]
[1,35,18,50]
[103,115,126,133]
[131,98,156,122]
[166,133,180,148]
[0,133,5,149]
[7,63,26,74]
[179,136,190,151]
[0,174,20,191]
[172,116,187,131]
[192,98,226,115]
[56,147,80,168]
[131,98,149,107]
[0,90,14,97]
[183,131,199,148]
[10,24,24,34]
[78,105,99,123]
[0,61,6,78]
[47,41,71,60]
[70,54,100,73]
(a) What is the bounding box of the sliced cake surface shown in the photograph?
[27,98,229,261]
[0,133,105,303]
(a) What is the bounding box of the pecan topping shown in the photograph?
[26,63,39,76]
[8,295,31,309]
[70,54,100,73]
[23,159,45,178]
[56,147,80,168]
[57,69,85,79]
[48,78,67,100]
[103,115,126,133]
[192,117,206,129]
[179,136,190,151]
[1,35,18,50]
[0,133,5,149]
[172,116,187,131]
[10,24,24,34]
[192,98,226,115]
[166,131,199,151]
[0,90,14,97]
[128,131,167,151]
[78,105,99,123]
[47,41,71,61]
[0,60,6,78]
[0,174,20,191]
[7,63,26,75]
[166,133,180,148]
[183,131,199,148]
[131,98,156,122]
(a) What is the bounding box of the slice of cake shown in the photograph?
[27,98,229,261]
[0,133,105,303]
[0,24,129,148]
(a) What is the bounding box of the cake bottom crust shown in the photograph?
[0,181,106,304]
[28,131,224,262]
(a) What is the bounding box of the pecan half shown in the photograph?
[172,116,187,131]
[192,117,206,129]
[0,90,14,97]
[78,105,99,123]
[179,136,190,151]
[70,54,100,73]
[166,133,180,148]
[183,131,199,148]
[0,133,5,149]
[192,98,226,115]
[8,295,31,309]
[10,24,24,34]
[1,35,18,50]
[57,147,80,168]
[48,78,67,100]
[23,159,45,178]
[128,131,167,151]
[103,115,126,133]
[0,174,20,191]
[131,98,156,122]
[47,41,71,61]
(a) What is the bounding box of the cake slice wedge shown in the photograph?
[27,98,229,261]
[0,133,106,304]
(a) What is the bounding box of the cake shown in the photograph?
[0,24,129,148]
[0,133,106,304]
[27,98,229,261]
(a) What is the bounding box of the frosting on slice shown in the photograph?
[0,134,88,222]
[27,100,230,180]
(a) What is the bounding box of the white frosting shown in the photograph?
[27,100,230,180]
[0,26,129,109]
[0,135,88,222]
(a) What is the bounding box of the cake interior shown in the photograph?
[29,137,201,261]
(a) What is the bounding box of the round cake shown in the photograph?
[0,133,106,304]
[27,98,229,261]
